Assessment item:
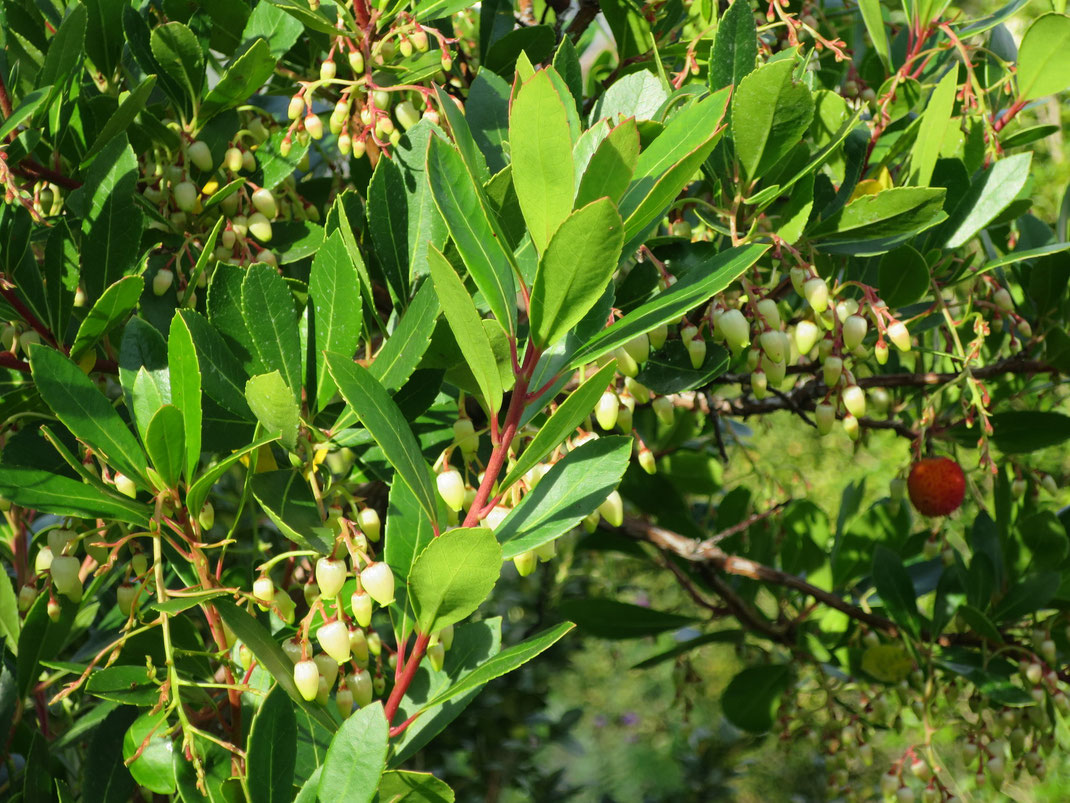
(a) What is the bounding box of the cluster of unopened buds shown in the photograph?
[140,114,319,294]
[281,18,452,160]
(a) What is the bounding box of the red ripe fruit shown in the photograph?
[907,457,965,516]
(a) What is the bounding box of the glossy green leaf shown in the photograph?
[145,590,227,615]
[569,243,768,367]
[17,594,76,696]
[427,135,517,333]
[529,199,625,349]
[500,361,618,492]
[1016,13,1070,100]
[0,87,51,141]
[574,118,640,208]
[858,0,891,72]
[557,598,697,639]
[907,70,956,187]
[83,78,157,165]
[635,340,730,394]
[122,710,176,794]
[318,703,388,803]
[251,470,332,553]
[0,570,20,657]
[81,135,142,299]
[385,475,436,642]
[0,465,150,525]
[942,153,1032,248]
[70,276,143,361]
[709,0,757,90]
[39,4,86,91]
[213,600,336,732]
[432,85,490,184]
[619,89,731,245]
[593,70,667,121]
[878,245,930,307]
[732,60,814,181]
[420,621,573,711]
[83,706,138,803]
[149,22,204,112]
[145,405,185,488]
[84,666,158,705]
[30,345,148,486]
[370,279,440,392]
[368,155,410,303]
[247,685,297,803]
[246,372,300,451]
[309,232,362,410]
[198,38,275,122]
[872,545,920,636]
[721,665,791,733]
[994,573,1061,622]
[510,70,576,253]
[168,312,202,483]
[428,246,503,414]
[497,436,631,559]
[811,187,947,254]
[325,354,437,522]
[990,411,1070,452]
[242,264,303,400]
[409,528,502,634]
[377,771,455,803]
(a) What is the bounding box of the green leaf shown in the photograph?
[635,340,730,394]
[732,60,814,181]
[1000,124,1062,149]
[420,621,573,711]
[145,590,227,615]
[84,666,159,705]
[593,70,667,121]
[427,135,517,333]
[370,279,440,392]
[0,465,151,525]
[907,70,957,187]
[942,153,1032,248]
[709,0,757,90]
[619,89,731,245]
[721,665,791,733]
[122,711,176,794]
[247,685,297,803]
[81,135,142,300]
[184,437,276,512]
[213,600,336,732]
[500,361,618,493]
[145,405,185,489]
[1015,13,1070,101]
[557,598,697,639]
[858,0,891,72]
[30,345,148,486]
[198,39,275,123]
[409,528,502,634]
[574,119,640,209]
[242,2,302,58]
[318,703,388,803]
[368,155,410,304]
[394,119,449,284]
[251,470,332,553]
[70,276,143,362]
[432,85,490,184]
[174,310,252,420]
[991,411,1070,453]
[377,771,455,803]
[428,246,503,414]
[529,199,625,349]
[309,231,363,411]
[569,243,768,367]
[168,312,202,483]
[0,87,51,141]
[262,0,338,35]
[82,75,157,165]
[0,570,20,657]
[150,22,204,113]
[811,187,947,254]
[878,245,930,308]
[385,476,436,642]
[83,706,137,803]
[994,572,1061,622]
[17,593,76,696]
[496,436,631,559]
[246,372,300,451]
[325,354,438,522]
[38,3,87,90]
[509,70,576,254]
[872,545,920,636]
[242,264,303,400]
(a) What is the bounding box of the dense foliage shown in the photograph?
[1,0,1069,799]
